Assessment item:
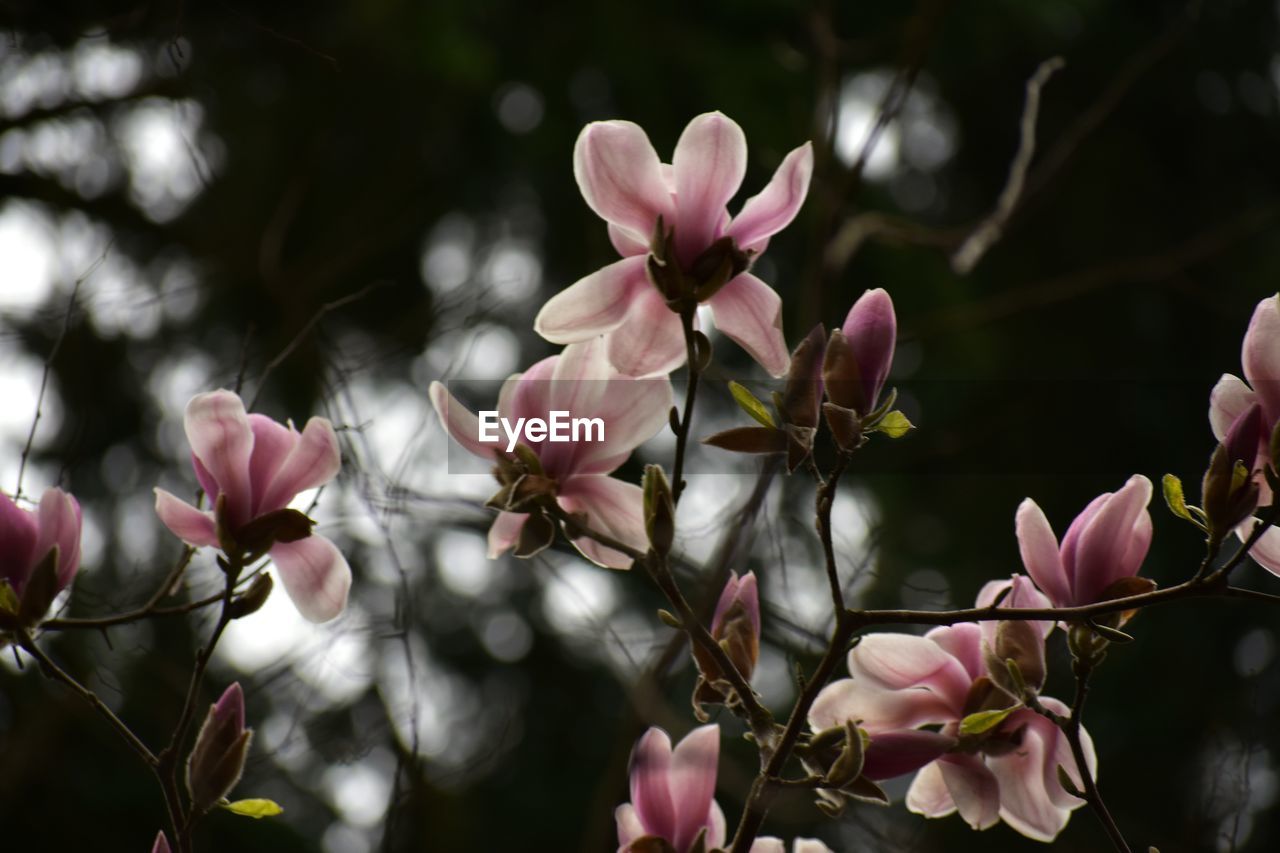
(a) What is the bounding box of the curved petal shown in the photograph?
[988,708,1073,842]
[1015,499,1070,607]
[257,417,341,514]
[0,492,38,593]
[848,632,974,715]
[925,623,986,684]
[862,730,956,781]
[1071,475,1152,604]
[707,274,789,377]
[906,760,957,819]
[574,120,675,238]
[629,728,676,842]
[557,476,645,569]
[976,574,1053,640]
[938,754,1001,831]
[535,256,647,344]
[1034,696,1095,811]
[429,381,501,462]
[487,511,527,558]
[247,415,296,509]
[609,223,650,258]
[184,390,254,527]
[669,724,721,852]
[672,112,747,264]
[726,142,814,250]
[747,839,785,853]
[1210,374,1258,442]
[154,488,218,549]
[614,803,646,851]
[34,488,82,590]
[707,801,727,850]
[607,286,687,378]
[793,840,835,853]
[1239,523,1280,576]
[1243,295,1280,425]
[573,370,673,474]
[269,535,351,623]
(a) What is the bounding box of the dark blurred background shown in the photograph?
[1,0,1278,850]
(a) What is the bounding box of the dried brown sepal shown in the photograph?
[17,546,59,627]
[701,426,786,455]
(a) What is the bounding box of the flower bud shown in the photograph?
[187,683,252,813]
[152,832,172,853]
[1202,403,1264,538]
[691,572,761,709]
[642,465,676,555]
[983,619,1047,700]
[824,289,896,416]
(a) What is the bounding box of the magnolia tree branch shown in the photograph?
[671,306,702,505]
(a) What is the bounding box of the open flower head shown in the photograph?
[431,338,671,569]
[536,112,813,378]
[154,390,351,623]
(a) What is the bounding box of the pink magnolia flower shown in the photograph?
[151,832,172,853]
[536,112,813,378]
[616,724,725,853]
[1015,474,1153,608]
[154,390,351,623]
[809,623,1094,842]
[0,487,81,604]
[430,338,671,568]
[1210,294,1280,573]
[187,682,252,812]
[710,570,761,670]
[825,288,897,417]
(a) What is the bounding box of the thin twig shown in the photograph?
[951,57,1065,275]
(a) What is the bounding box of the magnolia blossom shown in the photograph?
[151,832,172,853]
[154,390,351,623]
[617,725,725,852]
[825,288,897,417]
[694,571,762,708]
[616,724,828,853]
[187,682,251,812]
[430,338,671,568]
[0,487,81,605]
[1210,293,1280,572]
[1015,474,1153,608]
[536,112,813,378]
[809,622,1093,842]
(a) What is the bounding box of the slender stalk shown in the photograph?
[157,552,244,853]
[1032,662,1132,853]
[814,454,849,611]
[670,306,701,505]
[17,631,157,766]
[43,590,225,631]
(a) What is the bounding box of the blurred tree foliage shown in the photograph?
[1,0,1279,851]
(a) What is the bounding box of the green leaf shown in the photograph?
[1161,473,1195,522]
[223,798,284,819]
[874,410,914,439]
[959,706,1017,736]
[728,381,776,429]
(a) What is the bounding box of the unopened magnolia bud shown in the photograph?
[187,683,252,813]
[152,831,173,853]
[642,465,676,555]
[984,620,1047,699]
[229,572,274,620]
[1201,403,1265,537]
[825,289,897,416]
